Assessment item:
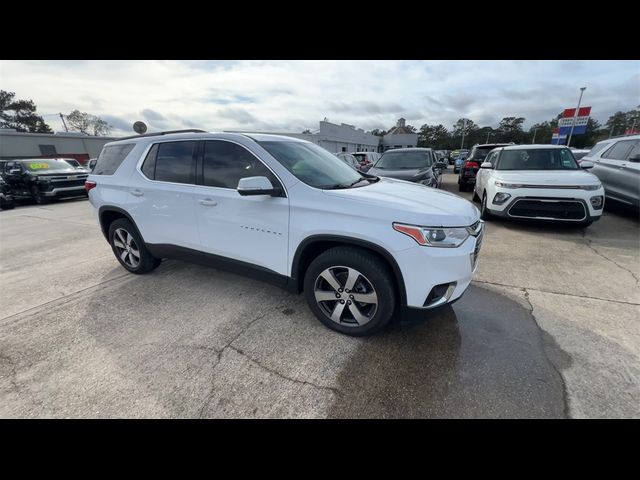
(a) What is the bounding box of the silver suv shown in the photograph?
[582,135,640,209]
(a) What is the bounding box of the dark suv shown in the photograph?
[458,143,512,192]
[0,159,89,204]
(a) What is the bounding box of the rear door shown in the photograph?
[618,140,640,205]
[195,139,290,276]
[128,140,202,250]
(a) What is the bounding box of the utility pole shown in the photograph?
[532,128,538,144]
[460,119,467,150]
[567,87,586,147]
[59,113,69,132]
[486,131,491,143]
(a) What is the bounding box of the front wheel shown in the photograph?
[472,188,481,203]
[303,246,396,336]
[108,218,161,274]
[481,192,492,220]
[1,200,15,210]
[31,186,49,205]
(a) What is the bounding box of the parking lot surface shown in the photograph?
[1,171,639,418]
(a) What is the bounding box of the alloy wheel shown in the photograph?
[113,228,140,268]
[314,266,378,327]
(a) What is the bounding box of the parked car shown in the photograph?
[570,148,592,163]
[0,158,89,204]
[88,131,483,336]
[367,148,441,188]
[458,143,512,192]
[473,145,604,227]
[335,152,364,172]
[0,176,15,210]
[434,150,448,169]
[580,135,640,209]
[61,158,91,172]
[453,157,464,173]
[351,152,379,172]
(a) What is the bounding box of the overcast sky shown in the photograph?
[1,60,638,136]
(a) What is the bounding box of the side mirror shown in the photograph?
[580,160,594,169]
[237,176,282,196]
[8,168,21,175]
[629,154,640,163]
[480,162,493,169]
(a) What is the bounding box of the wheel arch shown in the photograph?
[98,206,144,243]
[291,235,407,307]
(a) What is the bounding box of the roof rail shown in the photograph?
[116,129,208,141]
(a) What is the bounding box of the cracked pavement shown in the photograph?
[0,172,638,418]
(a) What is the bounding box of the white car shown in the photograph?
[473,145,604,227]
[87,130,483,336]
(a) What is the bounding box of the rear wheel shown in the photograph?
[1,199,15,210]
[303,246,396,336]
[108,218,161,274]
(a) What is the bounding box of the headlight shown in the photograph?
[393,223,470,248]
[590,196,604,209]
[38,176,51,182]
[582,184,602,191]
[495,181,522,189]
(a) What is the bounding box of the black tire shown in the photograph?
[108,218,161,274]
[458,181,466,192]
[480,192,492,220]
[31,186,49,205]
[1,201,15,210]
[303,246,396,336]
[472,188,481,203]
[577,220,593,228]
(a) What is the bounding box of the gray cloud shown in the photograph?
[141,109,167,122]
[217,108,257,125]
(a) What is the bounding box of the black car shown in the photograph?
[367,148,441,188]
[0,158,89,205]
[458,143,512,191]
[0,176,15,210]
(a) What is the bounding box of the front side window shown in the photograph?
[496,148,579,170]
[258,141,363,189]
[153,141,197,184]
[203,140,278,189]
[375,150,433,169]
[602,140,636,160]
[586,141,612,157]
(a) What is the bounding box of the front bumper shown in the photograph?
[41,186,87,198]
[486,187,605,222]
[393,221,484,309]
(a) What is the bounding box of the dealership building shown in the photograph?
[0,129,116,163]
[227,118,418,153]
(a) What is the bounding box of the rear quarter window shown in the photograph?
[93,144,135,175]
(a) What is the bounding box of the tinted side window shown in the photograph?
[94,144,135,175]
[141,144,159,179]
[627,141,640,160]
[602,140,635,160]
[154,141,197,184]
[203,140,278,189]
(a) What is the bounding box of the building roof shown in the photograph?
[385,126,416,135]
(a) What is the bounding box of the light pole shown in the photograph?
[460,119,467,150]
[532,128,538,144]
[486,131,492,143]
[567,87,586,147]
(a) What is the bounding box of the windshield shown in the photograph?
[375,151,433,169]
[497,148,579,170]
[64,160,80,167]
[259,141,365,188]
[21,160,76,171]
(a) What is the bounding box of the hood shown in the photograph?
[28,168,84,176]
[368,167,431,181]
[323,177,479,227]
[493,169,600,186]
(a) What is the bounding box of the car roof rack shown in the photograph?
[116,129,208,141]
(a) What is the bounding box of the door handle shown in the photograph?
[130,189,144,197]
[199,198,217,206]
[620,164,627,169]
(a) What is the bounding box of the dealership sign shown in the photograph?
[551,107,591,144]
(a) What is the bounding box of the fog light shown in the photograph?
[493,192,511,205]
[590,196,603,209]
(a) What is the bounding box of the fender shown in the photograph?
[291,234,408,307]
[98,206,145,243]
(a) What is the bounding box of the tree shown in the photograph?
[496,116,526,143]
[66,110,112,136]
[371,129,387,136]
[301,129,312,134]
[405,124,417,133]
[528,121,553,144]
[0,90,52,133]
[418,124,450,149]
[452,118,478,149]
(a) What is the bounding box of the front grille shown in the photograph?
[508,199,586,220]
[46,175,87,189]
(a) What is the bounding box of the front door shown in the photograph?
[195,139,289,276]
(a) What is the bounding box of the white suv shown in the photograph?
[473,145,605,226]
[87,130,483,336]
